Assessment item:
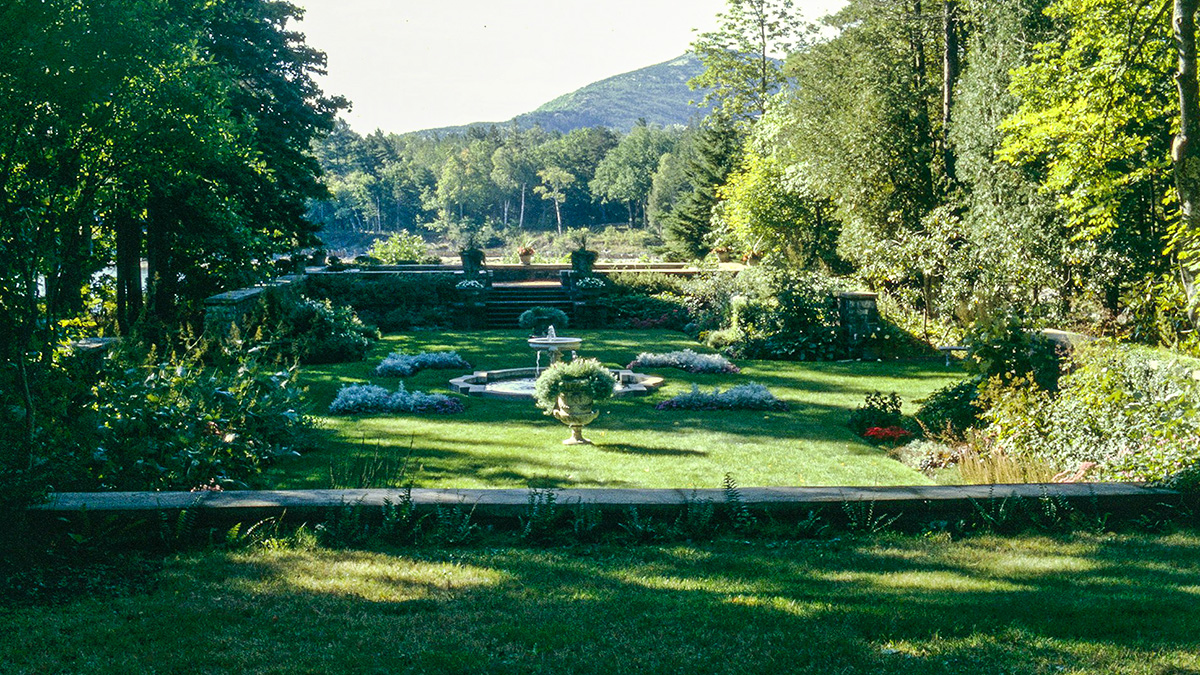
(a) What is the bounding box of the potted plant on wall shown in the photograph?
[570,246,597,275]
[517,243,536,265]
[534,358,617,445]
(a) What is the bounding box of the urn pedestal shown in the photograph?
[551,388,598,445]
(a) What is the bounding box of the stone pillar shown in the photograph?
[835,291,879,359]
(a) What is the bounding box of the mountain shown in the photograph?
[413,54,708,136]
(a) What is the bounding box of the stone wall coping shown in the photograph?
[35,482,1173,516]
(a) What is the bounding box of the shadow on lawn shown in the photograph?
[98,533,1200,674]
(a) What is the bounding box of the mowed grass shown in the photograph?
[6,532,1200,673]
[269,330,962,489]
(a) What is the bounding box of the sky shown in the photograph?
[294,0,847,135]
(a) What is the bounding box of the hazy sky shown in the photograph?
[294,0,846,135]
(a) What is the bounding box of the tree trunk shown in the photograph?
[942,0,960,182]
[519,183,526,229]
[554,201,563,235]
[1174,0,1200,323]
[145,189,174,326]
[115,209,143,334]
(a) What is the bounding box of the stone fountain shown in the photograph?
[448,326,663,400]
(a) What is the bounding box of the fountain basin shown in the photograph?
[527,336,582,352]
[449,367,664,401]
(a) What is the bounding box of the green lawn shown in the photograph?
[6,533,1199,673]
[269,330,962,489]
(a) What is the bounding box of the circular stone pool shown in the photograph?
[449,367,664,401]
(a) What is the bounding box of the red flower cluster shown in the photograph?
[863,426,912,443]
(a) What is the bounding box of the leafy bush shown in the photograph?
[610,293,690,330]
[628,349,739,374]
[655,383,787,411]
[533,358,617,412]
[89,345,310,491]
[518,307,569,334]
[848,391,904,436]
[607,271,690,297]
[914,379,985,438]
[276,296,378,364]
[708,268,844,361]
[375,351,471,377]
[966,313,1062,391]
[367,231,435,264]
[329,383,466,415]
[983,342,1200,484]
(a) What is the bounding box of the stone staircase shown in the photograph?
[485,283,574,329]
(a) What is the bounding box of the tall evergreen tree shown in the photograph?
[664,114,742,259]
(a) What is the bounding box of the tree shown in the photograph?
[689,0,802,124]
[664,113,743,259]
[1174,0,1200,321]
[998,0,1174,316]
[717,151,839,267]
[491,131,541,228]
[590,123,680,226]
[534,167,575,234]
[769,0,943,277]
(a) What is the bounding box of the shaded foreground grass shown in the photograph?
[272,330,962,489]
[4,532,1199,673]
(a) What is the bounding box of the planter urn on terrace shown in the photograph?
[552,384,599,445]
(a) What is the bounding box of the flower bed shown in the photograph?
[628,349,739,374]
[655,383,786,411]
[375,351,471,377]
[329,383,465,415]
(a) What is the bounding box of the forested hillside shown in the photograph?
[415,54,707,137]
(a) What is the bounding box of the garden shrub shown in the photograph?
[610,293,690,330]
[275,296,378,364]
[367,231,436,264]
[965,313,1062,391]
[628,349,739,374]
[706,267,844,361]
[655,383,787,411]
[606,272,690,297]
[533,358,617,412]
[518,307,569,335]
[88,344,310,491]
[914,379,985,438]
[983,342,1200,484]
[375,350,471,377]
[848,391,905,437]
[329,383,465,415]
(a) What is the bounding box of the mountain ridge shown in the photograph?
[409,53,708,137]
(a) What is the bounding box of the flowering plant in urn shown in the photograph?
[533,358,616,445]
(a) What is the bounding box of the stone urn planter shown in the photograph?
[533,357,617,446]
[552,384,600,445]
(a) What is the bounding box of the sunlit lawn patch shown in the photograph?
[5,532,1200,674]
[270,330,962,489]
